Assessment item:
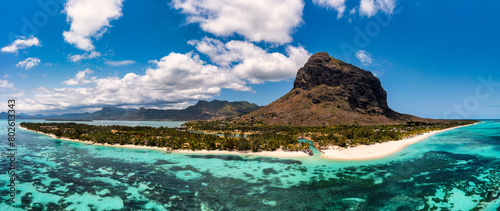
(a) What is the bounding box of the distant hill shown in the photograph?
[239,52,441,126]
[127,100,260,121]
[0,112,41,119]
[29,100,260,121]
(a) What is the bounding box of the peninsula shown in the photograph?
[183,52,478,158]
[20,52,478,160]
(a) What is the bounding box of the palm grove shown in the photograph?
[20,122,311,152]
[21,119,476,154]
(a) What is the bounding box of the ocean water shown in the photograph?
[0,120,499,210]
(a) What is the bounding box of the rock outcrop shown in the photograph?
[242,52,438,126]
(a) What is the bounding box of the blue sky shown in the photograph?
[1,0,499,119]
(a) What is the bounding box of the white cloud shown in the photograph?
[19,74,28,79]
[1,36,41,53]
[360,0,376,17]
[350,8,357,15]
[372,70,384,77]
[348,8,357,22]
[63,69,97,85]
[0,80,13,89]
[33,87,54,93]
[312,0,346,19]
[18,38,312,113]
[0,90,25,98]
[157,102,194,110]
[190,38,311,84]
[63,0,124,51]
[19,52,251,113]
[16,57,41,69]
[230,44,310,84]
[105,60,136,66]
[376,0,397,14]
[118,102,194,110]
[69,51,101,62]
[355,50,374,66]
[359,0,396,17]
[172,0,304,44]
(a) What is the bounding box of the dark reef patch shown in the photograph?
[186,154,302,165]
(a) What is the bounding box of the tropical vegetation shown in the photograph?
[20,122,310,152]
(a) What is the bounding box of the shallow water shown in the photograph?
[1,120,499,210]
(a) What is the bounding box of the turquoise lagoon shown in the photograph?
[1,120,499,210]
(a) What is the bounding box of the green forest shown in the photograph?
[184,120,478,149]
[20,122,311,153]
[21,119,476,154]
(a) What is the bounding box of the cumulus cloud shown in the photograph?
[172,0,304,44]
[355,50,374,66]
[1,36,41,53]
[69,51,101,62]
[359,0,396,17]
[63,0,124,51]
[63,69,97,85]
[16,57,41,69]
[312,0,346,19]
[19,38,311,113]
[105,60,136,66]
[190,38,311,84]
[20,52,251,113]
[0,80,14,89]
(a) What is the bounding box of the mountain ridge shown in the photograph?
[2,100,260,121]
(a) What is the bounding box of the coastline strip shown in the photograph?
[18,126,309,158]
[319,123,477,161]
[19,123,477,161]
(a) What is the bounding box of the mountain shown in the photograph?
[240,52,440,126]
[86,107,136,120]
[127,100,260,120]
[173,100,260,120]
[0,112,43,119]
[40,100,260,121]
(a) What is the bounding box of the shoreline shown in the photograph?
[19,126,310,158]
[20,123,477,161]
[320,123,477,161]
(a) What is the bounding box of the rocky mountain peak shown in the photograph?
[292,52,392,115]
[238,52,440,126]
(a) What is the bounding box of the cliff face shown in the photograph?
[293,52,393,116]
[244,52,437,126]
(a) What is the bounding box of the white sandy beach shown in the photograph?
[19,126,310,158]
[320,124,476,161]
